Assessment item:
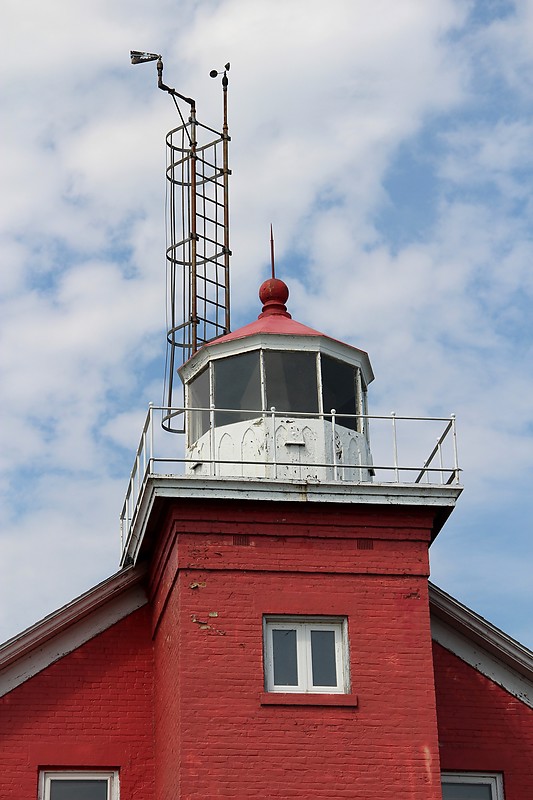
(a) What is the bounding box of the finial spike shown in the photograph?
[270,224,276,279]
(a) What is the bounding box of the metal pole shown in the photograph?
[222,69,231,335]
[331,409,338,481]
[391,413,399,481]
[355,368,363,435]
[135,450,140,500]
[451,413,459,483]
[210,403,216,476]
[271,407,277,479]
[149,403,154,475]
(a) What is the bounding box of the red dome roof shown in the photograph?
[214,278,325,344]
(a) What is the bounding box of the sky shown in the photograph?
[1,0,533,649]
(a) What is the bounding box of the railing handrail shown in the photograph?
[141,404,456,423]
[119,405,461,549]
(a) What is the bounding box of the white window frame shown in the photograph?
[39,771,119,800]
[441,772,504,800]
[263,616,349,693]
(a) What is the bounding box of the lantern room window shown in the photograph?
[214,350,261,427]
[264,351,319,414]
[188,365,210,442]
[186,347,367,441]
[321,354,358,431]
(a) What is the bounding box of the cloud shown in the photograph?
[0,0,532,650]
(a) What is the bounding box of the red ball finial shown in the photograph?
[258,277,291,318]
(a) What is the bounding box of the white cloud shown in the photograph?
[0,0,532,650]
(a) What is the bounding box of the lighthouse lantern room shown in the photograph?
[180,276,374,481]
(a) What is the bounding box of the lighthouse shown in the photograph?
[118,267,462,799]
[2,60,533,800]
[113,61,464,798]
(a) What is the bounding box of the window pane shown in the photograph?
[188,366,210,441]
[321,355,357,431]
[442,785,492,800]
[272,628,298,685]
[310,629,337,686]
[214,351,261,427]
[50,780,108,800]
[264,351,318,414]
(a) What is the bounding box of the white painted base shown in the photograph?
[186,416,373,481]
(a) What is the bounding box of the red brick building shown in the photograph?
[1,279,532,800]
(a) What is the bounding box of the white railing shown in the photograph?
[119,405,460,548]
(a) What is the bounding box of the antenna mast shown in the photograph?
[131,52,231,433]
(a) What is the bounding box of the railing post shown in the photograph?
[331,409,338,481]
[210,404,216,476]
[135,450,140,499]
[391,412,399,481]
[149,402,154,475]
[126,492,131,546]
[271,407,277,479]
[438,436,444,483]
[451,413,459,483]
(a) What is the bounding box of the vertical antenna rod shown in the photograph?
[270,224,276,279]
[211,63,231,338]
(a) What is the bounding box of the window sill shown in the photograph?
[260,692,358,707]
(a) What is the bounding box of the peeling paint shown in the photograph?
[190,614,226,636]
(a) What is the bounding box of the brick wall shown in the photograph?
[153,566,182,800]
[434,641,533,799]
[0,606,155,799]
[150,499,443,800]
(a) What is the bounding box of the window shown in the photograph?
[40,771,118,800]
[264,617,348,693]
[264,351,319,414]
[214,351,261,427]
[188,365,210,442]
[321,354,357,431]
[441,773,504,800]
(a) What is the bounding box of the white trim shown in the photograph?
[430,584,533,708]
[40,770,119,800]
[264,616,348,694]
[0,567,147,698]
[441,771,504,799]
[179,333,374,387]
[122,474,462,566]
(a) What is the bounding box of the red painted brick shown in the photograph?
[150,498,443,799]
[0,607,155,799]
[6,494,521,800]
[434,641,533,800]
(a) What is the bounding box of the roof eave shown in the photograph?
[0,565,147,672]
[429,582,533,682]
[179,332,374,386]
